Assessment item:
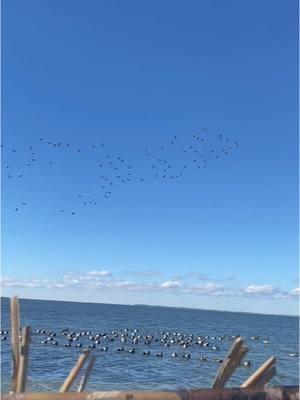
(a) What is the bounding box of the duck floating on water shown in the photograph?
[288,353,298,357]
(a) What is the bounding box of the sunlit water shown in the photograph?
[1,297,299,392]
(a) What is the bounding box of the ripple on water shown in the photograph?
[1,298,299,392]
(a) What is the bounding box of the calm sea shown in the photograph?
[1,297,299,392]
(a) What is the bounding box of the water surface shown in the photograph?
[1,297,299,392]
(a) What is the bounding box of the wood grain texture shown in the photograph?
[2,386,299,400]
[211,337,248,389]
[241,356,276,388]
[16,326,31,393]
[10,296,20,393]
[59,351,90,393]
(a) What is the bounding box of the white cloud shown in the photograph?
[86,270,112,277]
[188,283,225,296]
[0,278,50,289]
[244,285,280,296]
[160,281,182,289]
[53,283,66,289]
[0,277,13,283]
[290,287,300,297]
[1,273,298,302]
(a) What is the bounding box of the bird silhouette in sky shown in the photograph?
[4,129,239,214]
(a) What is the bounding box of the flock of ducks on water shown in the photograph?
[1,328,298,362]
[2,129,239,214]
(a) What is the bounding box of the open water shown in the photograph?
[1,297,299,392]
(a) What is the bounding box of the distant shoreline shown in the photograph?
[1,296,298,318]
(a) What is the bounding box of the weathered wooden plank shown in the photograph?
[77,355,95,392]
[241,356,276,388]
[16,326,31,393]
[59,351,90,392]
[2,386,299,400]
[10,296,20,392]
[211,337,248,388]
[253,366,277,387]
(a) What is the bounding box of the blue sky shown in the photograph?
[1,0,299,315]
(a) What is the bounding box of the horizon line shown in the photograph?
[1,295,298,318]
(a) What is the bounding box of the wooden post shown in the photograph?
[211,337,249,388]
[254,366,277,387]
[77,355,95,392]
[59,351,90,392]
[10,296,20,392]
[16,326,31,393]
[241,356,276,388]
[1,386,300,400]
